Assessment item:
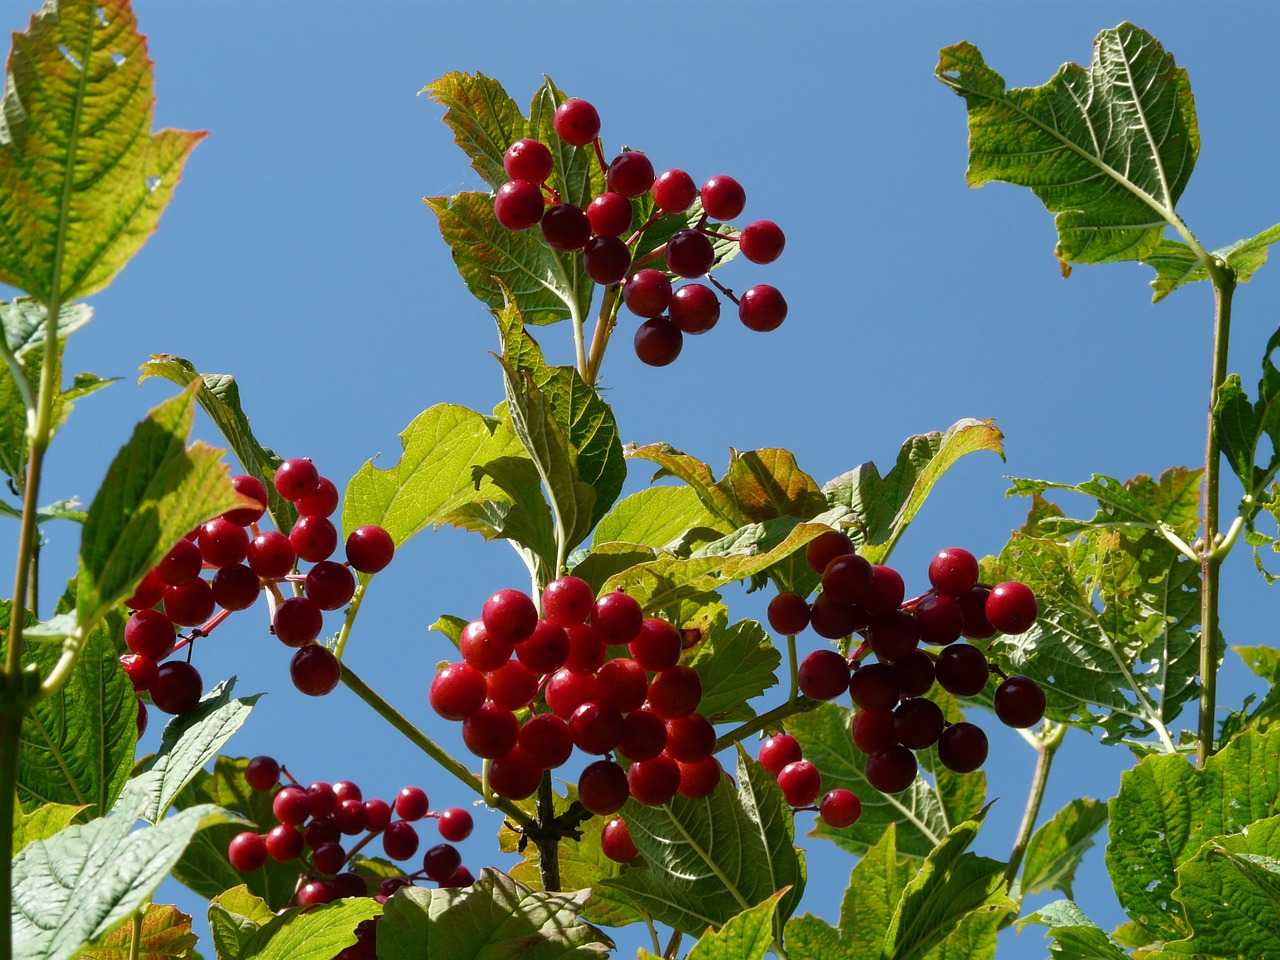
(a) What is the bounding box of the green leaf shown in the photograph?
[824,419,1004,564]
[423,72,526,190]
[684,891,784,960]
[1106,726,1280,944]
[77,903,196,960]
[1,300,93,357]
[1212,326,1280,534]
[495,302,625,532]
[602,749,805,942]
[1016,900,1132,960]
[0,0,204,301]
[600,522,829,614]
[429,614,468,650]
[207,886,276,960]
[138,356,295,531]
[1145,225,1280,302]
[11,782,227,960]
[883,809,1013,960]
[1158,816,1280,957]
[1019,798,1109,900]
[787,701,948,861]
[443,454,556,571]
[375,869,614,960]
[937,24,1197,270]
[343,403,522,549]
[1220,645,1280,746]
[169,757,306,911]
[785,824,912,960]
[134,678,259,823]
[226,898,380,960]
[12,801,85,856]
[569,542,659,594]
[919,908,1006,960]
[526,77,606,213]
[76,382,244,632]
[591,486,722,552]
[11,600,136,817]
[685,619,780,723]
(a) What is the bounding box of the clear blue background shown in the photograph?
[5,1,1280,957]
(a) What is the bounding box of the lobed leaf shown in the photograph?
[0,0,204,302]
[591,485,721,552]
[684,891,784,960]
[937,24,1197,269]
[76,903,196,960]
[684,619,780,723]
[1016,899,1131,960]
[444,454,556,572]
[218,898,380,960]
[206,886,280,960]
[12,801,85,856]
[1145,224,1280,302]
[423,72,526,189]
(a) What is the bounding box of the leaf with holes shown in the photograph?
[0,0,204,301]
[937,24,1197,271]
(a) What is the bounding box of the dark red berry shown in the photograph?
[462,702,521,758]
[503,138,553,183]
[913,592,964,646]
[125,571,164,610]
[652,168,697,213]
[738,220,785,263]
[294,476,339,518]
[345,525,395,574]
[553,99,600,146]
[628,754,681,806]
[601,817,640,863]
[665,229,715,278]
[423,843,462,883]
[578,759,629,815]
[437,808,473,842]
[488,746,542,800]
[669,283,720,335]
[819,789,862,828]
[665,713,716,764]
[313,841,347,875]
[807,530,856,575]
[163,578,215,627]
[363,798,393,833]
[290,515,337,563]
[248,530,296,579]
[798,649,850,701]
[583,236,631,284]
[994,675,1047,728]
[623,269,673,318]
[120,653,158,692]
[564,624,607,674]
[959,587,996,640]
[265,824,303,861]
[273,596,323,647]
[700,175,746,221]
[618,708,668,762]
[394,786,430,821]
[244,756,280,792]
[893,697,946,749]
[228,832,268,872]
[635,318,683,366]
[676,756,722,799]
[851,708,897,755]
[866,565,906,616]
[291,645,341,697]
[486,659,539,711]
[544,668,599,719]
[935,643,990,697]
[865,744,918,794]
[125,609,177,660]
[809,593,863,640]
[647,666,702,720]
[586,192,633,237]
[928,548,980,597]
[891,649,937,699]
[305,561,356,611]
[273,786,311,826]
[938,722,989,773]
[541,203,592,251]
[494,179,544,231]
[607,151,655,198]
[767,592,810,636]
[150,661,202,715]
[595,657,648,713]
[822,554,873,607]
[199,517,250,568]
[867,610,920,662]
[738,285,787,332]
[211,564,261,611]
[381,821,420,861]
[592,591,644,646]
[154,538,202,587]
[848,662,901,713]
[630,619,682,672]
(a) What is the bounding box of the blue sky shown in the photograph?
[6,1,1280,955]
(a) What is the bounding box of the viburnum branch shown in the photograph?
[333,576,371,660]
[713,696,819,754]
[1003,720,1065,887]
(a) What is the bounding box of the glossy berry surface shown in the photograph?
[290,644,341,696]
[937,721,989,773]
[274,459,319,502]
[628,754,681,806]
[553,98,600,145]
[294,476,339,518]
[601,817,640,863]
[798,649,850,701]
[228,831,268,872]
[592,591,643,645]
[806,530,856,574]
[738,284,787,332]
[865,744,918,794]
[586,192,632,237]
[700,175,746,220]
[542,576,595,627]
[777,760,822,807]
[669,283,720,334]
[623,269,673,318]
[487,746,542,800]
[305,561,356,610]
[583,236,631,284]
[125,609,177,660]
[437,808,474,842]
[163,578,215,627]
[381,821,420,861]
[606,151,655,198]
[767,592,810,635]
[503,138,553,182]
[430,663,488,720]
[738,219,785,263]
[244,755,280,791]
[928,547,980,597]
[224,474,268,526]
[540,203,592,251]
[150,661,203,715]
[211,564,261,611]
[819,788,863,828]
[651,168,697,213]
[758,733,803,774]
[634,317,683,366]
[578,760,629,815]
[395,786,430,821]
[664,229,715,278]
[494,179,544,231]
[994,675,1047,728]
[482,589,538,645]
[986,581,1038,635]
[345,525,395,573]
[290,515,337,563]
[273,597,323,647]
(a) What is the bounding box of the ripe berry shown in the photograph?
[163,578,215,627]
[211,564,261,612]
[607,151,655,198]
[986,582,1038,635]
[913,591,964,646]
[893,697,946,749]
[669,283,720,334]
[798,649,850,701]
[851,709,897,755]
[630,619,682,672]
[759,733,802,774]
[592,591,644,646]
[265,824,303,861]
[274,459,320,502]
[423,843,462,883]
[866,565,906,617]
[125,609,177,660]
[515,619,569,674]
[305,561,356,611]
[822,553,873,607]
[553,98,600,146]
[848,662,901,713]
[865,744,918,794]
[462,702,521,758]
[135,698,148,736]
[150,661,203,715]
[313,841,347,875]
[807,530,855,575]
[777,760,822,807]
[595,657,648,713]
[154,538,202,587]
[665,229,715,278]
[198,517,249,568]
[494,180,544,231]
[738,220,785,263]
[542,576,595,627]
[601,817,640,863]
[244,755,280,791]
[295,476,339,518]
[120,653,158,691]
[228,832,268,872]
[486,659,539,710]
[488,746,542,800]
[623,269,673,318]
[628,754,681,806]
[578,759,629,815]
[304,815,339,848]
[125,571,164,611]
[382,821,420,861]
[437,808,474,842]
[394,786,430,821]
[333,780,362,803]
[334,799,367,835]
[541,203,592,251]
[700,175,746,221]
[738,285,787,332]
[518,712,574,769]
[460,619,515,673]
[291,644,341,696]
[937,722,989,773]
[634,318,683,367]
[867,610,920,662]
[819,789,862,828]
[248,530,296,579]
[929,548,980,597]
[290,515,337,563]
[767,592,810,636]
[332,872,367,900]
[891,649,937,699]
[618,708,668,762]
[934,643,990,697]
[647,666,702,720]
[959,587,996,640]
[440,865,475,889]
[994,675,1047,728]
[224,475,269,527]
[363,798,393,832]
[652,168,697,213]
[665,713,716,764]
[809,593,862,640]
[375,877,411,903]
[482,589,538,645]
[503,138,553,183]
[345,525,395,574]
[583,236,631,284]
[564,624,607,674]
[677,756,722,799]
[273,597,323,647]
[273,785,311,826]
[544,668,599,719]
[429,663,487,720]
[586,192,632,237]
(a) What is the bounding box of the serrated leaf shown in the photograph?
[1006,469,1201,544]
[591,486,721,552]
[937,24,1197,270]
[134,678,258,823]
[343,402,522,547]
[1106,726,1280,944]
[919,907,1007,960]
[685,891,784,960]
[824,419,1004,563]
[207,886,278,960]
[1145,225,1280,302]
[684,619,780,723]
[788,701,947,861]
[76,382,243,632]
[527,77,605,213]
[76,903,196,959]
[626,443,740,532]
[1220,645,1280,746]
[1,300,93,357]
[138,356,294,531]
[13,801,86,855]
[0,0,204,301]
[1016,900,1132,960]
[569,542,659,594]
[1020,798,1109,899]
[423,72,526,189]
[231,899,381,960]
[1212,326,1280,527]
[602,750,804,942]
[883,809,1013,960]
[170,757,305,910]
[11,784,227,960]
[444,454,556,570]
[10,599,136,817]
[376,868,613,960]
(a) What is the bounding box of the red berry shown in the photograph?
[460,619,515,673]
[592,591,644,646]
[228,832,268,872]
[676,756,722,799]
[759,733,803,774]
[913,592,964,646]
[851,709,898,755]
[822,554,873,607]
[518,713,574,769]
[809,593,864,640]
[272,786,311,826]
[345,525,395,574]
[865,745,918,794]
[295,476,339,518]
[664,713,716,763]
[544,668,599,719]
[665,229,715,278]
[273,596,323,647]
[777,760,822,807]
[767,592,810,636]
[623,269,672,319]
[125,609,177,660]
[541,203,592,251]
[305,561,356,611]
[423,843,462,883]
[333,872,367,900]
[634,318,683,367]
[647,666,702,720]
[564,624,607,674]
[994,675,1047,728]
[848,662,901,713]
[819,789,862,828]
[891,649,937,699]
[935,643,990,697]
[223,475,268,527]
[290,515,337,563]
[382,821,420,861]
[494,179,544,231]
[363,798,392,833]
[798,649,851,701]
[866,565,907,617]
[542,576,595,627]
[125,570,164,610]
[893,697,946,749]
[429,663,487,720]
[482,589,538,645]
[163,578,215,627]
[486,659,539,711]
[738,284,787,332]
[265,824,303,861]
[607,151,655,198]
[700,175,746,221]
[618,709,668,762]
[244,756,280,792]
[583,236,631,285]
[198,517,250,568]
[462,702,521,758]
[437,808,473,842]
[503,138,553,183]
[120,653,159,692]
[291,645,341,697]
[334,799,367,835]
[986,582,1038,635]
[150,661,202,715]
[313,841,347,875]
[488,746,542,800]
[154,538,202,587]
[651,168,697,213]
[867,610,920,662]
[586,192,632,237]
[669,283,720,335]
[553,99,600,146]
[394,786,430,821]
[135,698,148,736]
[601,817,640,863]
[959,587,996,640]
[211,564,261,611]
[628,754,681,806]
[928,548,980,597]
[333,780,363,803]
[807,530,855,575]
[738,220,785,264]
[937,722,989,773]
[578,759,629,815]
[595,657,648,713]
[630,619,682,672]
[248,530,296,579]
[440,865,474,889]
[515,619,570,674]
[274,459,319,502]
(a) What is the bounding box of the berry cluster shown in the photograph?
[226,756,475,959]
[493,96,789,367]
[429,578,721,815]
[119,459,394,729]
[758,732,862,827]
[766,533,1044,794]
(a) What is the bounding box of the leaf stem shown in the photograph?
[662,929,682,960]
[1198,269,1236,766]
[128,907,144,960]
[333,576,371,660]
[338,663,534,830]
[1003,721,1065,887]
[713,697,818,753]
[785,634,799,706]
[583,285,621,387]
